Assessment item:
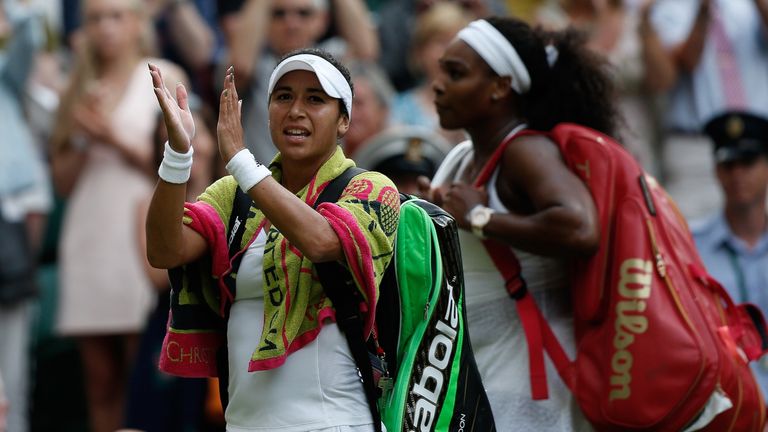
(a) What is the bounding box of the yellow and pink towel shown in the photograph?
[159,146,399,376]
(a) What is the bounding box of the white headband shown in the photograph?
[457,19,531,94]
[268,53,353,120]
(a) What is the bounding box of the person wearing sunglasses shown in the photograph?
[217,0,379,165]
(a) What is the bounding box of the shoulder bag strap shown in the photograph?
[313,167,383,432]
[217,185,256,412]
[473,129,574,399]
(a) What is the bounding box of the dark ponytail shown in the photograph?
[485,17,621,138]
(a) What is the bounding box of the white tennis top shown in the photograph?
[226,230,374,431]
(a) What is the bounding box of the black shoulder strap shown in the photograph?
[217,184,255,412]
[227,186,254,279]
[314,167,382,432]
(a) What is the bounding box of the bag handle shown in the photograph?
[689,263,768,361]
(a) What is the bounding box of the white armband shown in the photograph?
[225,149,271,192]
[158,141,193,184]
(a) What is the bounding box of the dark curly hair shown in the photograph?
[279,48,355,119]
[485,17,621,138]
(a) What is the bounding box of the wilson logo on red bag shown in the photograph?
[609,258,653,402]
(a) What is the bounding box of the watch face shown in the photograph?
[470,206,492,238]
[472,206,491,226]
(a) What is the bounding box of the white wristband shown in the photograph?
[158,141,193,184]
[225,149,271,192]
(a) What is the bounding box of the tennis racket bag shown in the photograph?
[316,168,496,432]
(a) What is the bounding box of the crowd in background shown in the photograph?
[1,0,767,431]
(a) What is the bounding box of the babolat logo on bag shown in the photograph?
[407,277,459,430]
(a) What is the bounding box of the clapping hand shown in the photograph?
[149,63,195,153]
[217,66,245,163]
[71,84,116,145]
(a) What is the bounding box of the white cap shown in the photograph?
[267,53,353,120]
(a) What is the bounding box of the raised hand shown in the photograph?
[217,66,245,163]
[149,63,195,153]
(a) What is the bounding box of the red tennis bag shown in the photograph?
[475,123,768,431]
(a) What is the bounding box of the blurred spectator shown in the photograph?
[375,0,499,92]
[650,0,768,219]
[389,2,471,145]
[0,4,52,432]
[147,0,217,72]
[636,0,676,113]
[147,0,221,104]
[506,0,547,23]
[536,0,665,176]
[17,4,90,432]
[48,0,186,430]
[62,0,220,102]
[691,110,768,399]
[343,60,395,159]
[218,0,379,163]
[354,125,451,195]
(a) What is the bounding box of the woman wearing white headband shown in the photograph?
[422,17,621,431]
[146,48,398,431]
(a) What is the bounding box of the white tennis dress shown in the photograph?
[432,140,593,431]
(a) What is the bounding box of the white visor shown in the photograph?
[267,53,353,120]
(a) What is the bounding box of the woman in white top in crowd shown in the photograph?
[50,0,185,430]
